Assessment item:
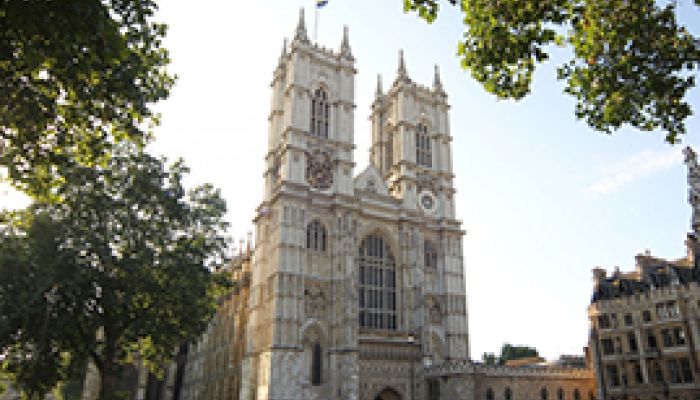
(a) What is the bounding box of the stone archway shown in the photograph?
[374,387,402,400]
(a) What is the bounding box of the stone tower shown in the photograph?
[239,10,468,400]
[242,9,359,400]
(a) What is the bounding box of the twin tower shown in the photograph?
[240,9,468,400]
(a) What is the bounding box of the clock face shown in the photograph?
[305,150,333,190]
[418,190,437,213]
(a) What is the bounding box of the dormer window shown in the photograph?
[311,88,329,138]
[415,123,431,167]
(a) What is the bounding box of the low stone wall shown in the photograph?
[426,361,596,400]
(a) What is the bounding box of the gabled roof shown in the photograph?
[353,164,389,196]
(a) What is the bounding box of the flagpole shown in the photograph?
[314,2,318,41]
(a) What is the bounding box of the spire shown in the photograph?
[278,38,288,68]
[433,64,443,92]
[376,74,383,96]
[684,146,700,234]
[397,49,409,82]
[340,25,352,58]
[294,8,308,43]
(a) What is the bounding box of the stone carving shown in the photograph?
[305,282,327,318]
[427,296,443,325]
[306,149,333,190]
[416,173,436,193]
[367,178,377,193]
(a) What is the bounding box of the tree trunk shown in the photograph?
[98,358,115,400]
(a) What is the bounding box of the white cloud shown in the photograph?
[584,148,683,196]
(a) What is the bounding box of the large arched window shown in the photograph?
[574,389,580,400]
[311,88,329,138]
[557,388,564,400]
[306,220,326,251]
[486,388,494,400]
[505,387,512,400]
[541,388,548,400]
[424,240,438,269]
[359,234,397,330]
[415,123,431,168]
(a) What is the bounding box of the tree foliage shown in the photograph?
[0,145,230,399]
[0,0,174,196]
[481,343,540,365]
[404,0,700,143]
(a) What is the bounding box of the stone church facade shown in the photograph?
[171,10,594,400]
[159,9,466,400]
[229,9,469,400]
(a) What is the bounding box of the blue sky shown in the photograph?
[3,0,699,360]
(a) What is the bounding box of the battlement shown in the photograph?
[424,360,594,379]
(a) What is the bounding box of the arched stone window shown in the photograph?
[306,220,326,251]
[574,389,581,400]
[311,341,322,385]
[415,123,431,168]
[486,388,494,400]
[557,388,564,400]
[424,240,438,269]
[505,387,512,400]
[541,388,548,400]
[311,88,329,138]
[359,234,397,330]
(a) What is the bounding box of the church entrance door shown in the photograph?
[374,387,402,400]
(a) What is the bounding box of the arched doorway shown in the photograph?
[374,387,402,400]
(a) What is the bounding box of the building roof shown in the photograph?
[591,253,700,302]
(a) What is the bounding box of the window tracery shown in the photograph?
[311,88,329,138]
[358,234,397,330]
[306,220,326,251]
[415,123,431,168]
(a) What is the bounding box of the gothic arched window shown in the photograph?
[306,220,326,252]
[311,341,322,385]
[557,388,564,400]
[359,234,397,331]
[415,123,431,168]
[505,387,512,400]
[486,388,494,400]
[311,88,329,138]
[424,240,438,269]
[541,388,548,400]
[574,389,581,400]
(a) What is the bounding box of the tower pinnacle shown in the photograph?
[340,25,352,58]
[279,38,288,68]
[376,74,383,96]
[397,49,407,79]
[433,64,444,93]
[294,8,308,43]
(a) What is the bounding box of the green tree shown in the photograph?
[0,145,230,399]
[481,343,540,365]
[0,0,174,197]
[498,343,539,364]
[404,0,700,143]
[481,352,498,366]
